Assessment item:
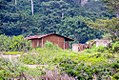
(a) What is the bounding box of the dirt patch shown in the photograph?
[0,54,21,59]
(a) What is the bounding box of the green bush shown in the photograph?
[0,35,31,52]
[44,41,59,50]
[19,43,75,65]
[84,45,106,53]
[0,70,7,80]
[19,44,119,79]
[59,57,119,80]
[111,41,119,53]
[0,57,44,79]
[1,39,119,79]
[96,46,106,52]
[112,72,119,80]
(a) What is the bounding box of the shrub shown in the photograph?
[0,35,31,52]
[84,45,106,53]
[0,70,8,80]
[19,43,75,65]
[96,46,106,52]
[59,58,119,80]
[112,72,119,80]
[111,41,119,53]
[44,41,59,50]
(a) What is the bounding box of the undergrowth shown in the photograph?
[0,41,119,79]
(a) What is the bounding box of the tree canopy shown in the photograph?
[102,0,119,17]
[86,18,119,40]
[84,0,119,40]
[0,0,113,43]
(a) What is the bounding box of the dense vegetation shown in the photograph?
[0,0,119,80]
[0,0,113,43]
[0,35,30,52]
[0,42,119,79]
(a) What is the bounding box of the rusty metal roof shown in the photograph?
[26,33,74,41]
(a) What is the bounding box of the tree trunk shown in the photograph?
[14,0,17,5]
[31,0,34,15]
[60,0,64,19]
[61,12,64,19]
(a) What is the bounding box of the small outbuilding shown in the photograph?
[26,33,74,49]
[72,41,96,52]
[95,39,112,47]
[72,44,88,52]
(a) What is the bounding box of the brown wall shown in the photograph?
[31,39,42,48]
[43,34,65,49]
[65,41,69,49]
[31,34,70,49]
[31,39,38,48]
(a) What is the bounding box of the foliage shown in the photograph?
[112,72,119,80]
[59,49,119,80]
[0,0,113,43]
[0,0,119,79]
[44,41,59,49]
[0,57,45,79]
[0,35,31,52]
[102,0,119,17]
[109,41,119,53]
[0,58,25,79]
[84,45,107,53]
[19,44,74,65]
[19,41,119,79]
[84,0,119,40]
[61,16,103,43]
[0,41,119,79]
[86,18,119,40]
[59,59,119,80]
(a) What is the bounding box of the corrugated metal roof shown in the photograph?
[26,33,74,41]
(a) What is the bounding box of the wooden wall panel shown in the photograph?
[65,41,69,49]
[31,39,42,48]
[32,39,38,48]
[43,34,65,49]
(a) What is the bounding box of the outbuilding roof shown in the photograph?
[26,33,74,41]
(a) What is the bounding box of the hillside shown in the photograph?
[0,0,113,43]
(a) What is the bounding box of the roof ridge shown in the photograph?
[26,33,74,41]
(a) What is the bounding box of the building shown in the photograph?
[72,41,96,52]
[95,39,112,47]
[26,33,74,49]
[72,44,88,52]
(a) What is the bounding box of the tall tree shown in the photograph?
[84,0,119,40]
[102,0,119,18]
[14,0,17,5]
[0,0,111,43]
[86,18,119,40]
